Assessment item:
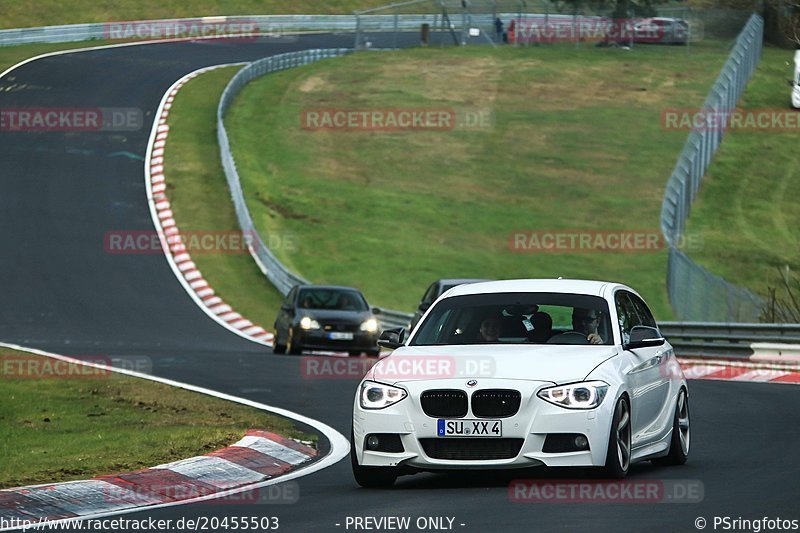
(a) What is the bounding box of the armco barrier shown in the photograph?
[217,49,348,297]
[660,321,800,360]
[216,48,414,331]
[0,13,530,47]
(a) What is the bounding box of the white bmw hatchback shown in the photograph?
[351,279,690,487]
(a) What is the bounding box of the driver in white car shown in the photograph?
[572,308,604,345]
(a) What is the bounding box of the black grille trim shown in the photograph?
[420,389,468,418]
[419,438,524,460]
[471,389,522,418]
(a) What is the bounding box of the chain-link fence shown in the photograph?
[660,13,765,323]
[353,1,751,51]
[354,0,529,49]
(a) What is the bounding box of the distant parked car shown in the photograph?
[631,17,689,45]
[409,279,489,332]
[273,285,381,357]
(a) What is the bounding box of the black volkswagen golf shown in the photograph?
[273,285,382,357]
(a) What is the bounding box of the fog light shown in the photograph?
[574,435,589,450]
[366,435,380,450]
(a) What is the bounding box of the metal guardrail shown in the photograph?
[660,321,800,359]
[0,13,534,47]
[218,49,349,296]
[217,48,414,331]
[659,13,765,322]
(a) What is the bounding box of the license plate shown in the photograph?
[327,331,353,340]
[437,419,502,437]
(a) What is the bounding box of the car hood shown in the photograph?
[368,344,619,386]
[297,309,372,323]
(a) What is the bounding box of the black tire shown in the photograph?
[602,396,631,479]
[272,339,286,354]
[351,430,397,488]
[653,388,690,466]
[367,350,381,358]
[286,329,301,355]
[348,351,363,358]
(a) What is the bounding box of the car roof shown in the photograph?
[297,285,364,293]
[438,278,490,286]
[443,278,626,298]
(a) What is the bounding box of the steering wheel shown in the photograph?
[547,331,590,345]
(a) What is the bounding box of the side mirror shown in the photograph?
[418,301,431,312]
[789,79,796,87]
[372,307,382,315]
[280,303,294,313]
[624,325,666,350]
[378,327,406,350]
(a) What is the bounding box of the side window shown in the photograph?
[629,294,657,329]
[415,308,454,344]
[422,283,438,304]
[284,287,296,307]
[615,291,642,344]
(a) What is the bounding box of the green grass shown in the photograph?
[0,347,313,489]
[163,66,285,326]
[684,46,800,298]
[222,42,733,320]
[0,1,386,29]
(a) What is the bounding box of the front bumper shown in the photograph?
[352,378,616,470]
[295,329,379,352]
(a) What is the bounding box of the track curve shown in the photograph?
[1,34,798,532]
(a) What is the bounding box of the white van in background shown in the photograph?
[793,50,800,109]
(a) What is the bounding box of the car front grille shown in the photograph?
[419,438,524,461]
[420,390,468,418]
[471,389,522,418]
[322,323,359,332]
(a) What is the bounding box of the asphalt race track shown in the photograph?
[1,33,799,532]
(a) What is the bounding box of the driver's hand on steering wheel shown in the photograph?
[587,333,603,345]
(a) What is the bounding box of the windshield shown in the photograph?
[411,292,613,346]
[297,288,368,311]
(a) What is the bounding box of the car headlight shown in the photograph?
[359,381,407,410]
[537,381,609,410]
[360,318,379,333]
[299,316,321,330]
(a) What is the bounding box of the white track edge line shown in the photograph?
[0,341,350,531]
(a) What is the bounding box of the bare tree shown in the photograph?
[763,267,800,323]
[765,0,800,46]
